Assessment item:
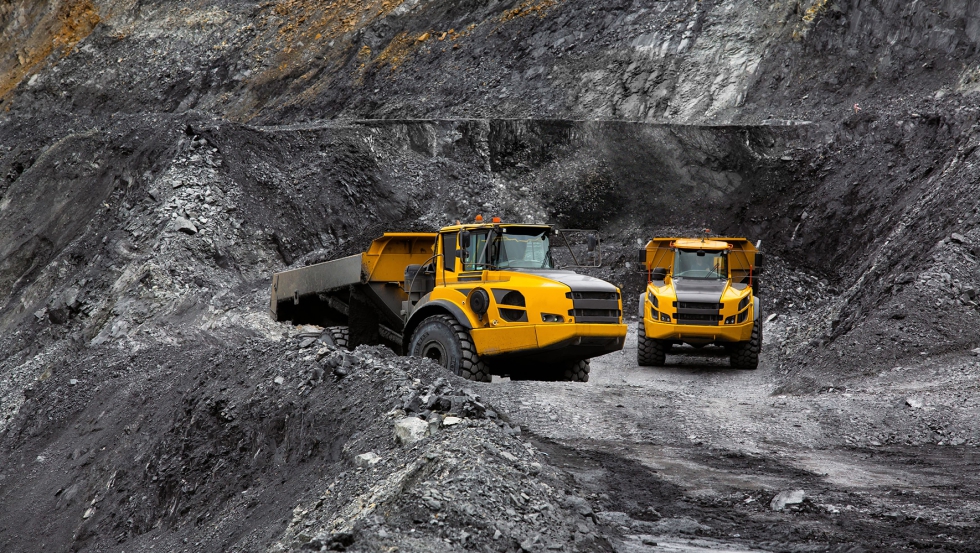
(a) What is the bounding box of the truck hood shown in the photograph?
[513,269,619,293]
[672,278,727,303]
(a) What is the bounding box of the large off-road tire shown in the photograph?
[409,314,491,382]
[559,359,591,382]
[730,320,761,370]
[637,320,667,367]
[324,326,349,350]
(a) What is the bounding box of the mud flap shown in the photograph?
[348,286,381,349]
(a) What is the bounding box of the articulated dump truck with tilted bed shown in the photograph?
[637,237,764,370]
[271,221,627,382]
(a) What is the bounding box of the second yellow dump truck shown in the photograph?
[637,237,764,369]
[270,220,628,382]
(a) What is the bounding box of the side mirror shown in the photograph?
[460,230,471,249]
[587,233,598,253]
[637,248,647,265]
[651,267,668,281]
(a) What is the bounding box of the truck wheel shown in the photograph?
[324,326,349,350]
[409,314,491,382]
[637,321,666,366]
[560,359,590,382]
[730,320,761,370]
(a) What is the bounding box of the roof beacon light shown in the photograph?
[491,216,501,223]
[474,214,484,222]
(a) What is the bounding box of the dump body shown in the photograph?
[271,225,627,376]
[638,237,762,349]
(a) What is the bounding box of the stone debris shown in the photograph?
[355,452,382,467]
[394,417,430,445]
[906,397,924,409]
[770,489,806,511]
[173,216,198,235]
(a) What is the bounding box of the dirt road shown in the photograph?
[485,320,980,552]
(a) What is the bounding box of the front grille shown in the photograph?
[676,313,722,324]
[567,290,620,324]
[675,301,723,310]
[567,292,619,301]
[568,308,621,324]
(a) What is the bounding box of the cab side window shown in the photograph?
[443,232,458,272]
[464,232,488,270]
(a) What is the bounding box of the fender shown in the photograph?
[753,297,761,322]
[403,299,473,350]
[638,294,646,318]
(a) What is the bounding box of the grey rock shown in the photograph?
[298,337,317,349]
[174,216,198,235]
[566,496,595,521]
[500,451,518,463]
[595,511,630,526]
[394,417,429,445]
[354,452,381,467]
[770,489,805,511]
[906,397,924,409]
[951,232,969,244]
[895,272,915,285]
[309,367,324,381]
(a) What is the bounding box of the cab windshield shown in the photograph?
[673,249,728,279]
[492,227,553,269]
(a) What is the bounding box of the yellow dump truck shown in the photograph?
[637,237,764,369]
[271,221,627,382]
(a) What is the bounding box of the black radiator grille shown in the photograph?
[567,291,620,301]
[568,308,621,324]
[676,313,722,324]
[566,290,620,324]
[675,301,723,310]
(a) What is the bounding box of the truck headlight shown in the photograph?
[660,313,671,322]
[541,313,564,323]
[738,296,749,310]
[647,291,659,308]
[725,315,736,324]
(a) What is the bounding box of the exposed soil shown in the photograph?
[2,1,980,552]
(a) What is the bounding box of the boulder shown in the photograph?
[770,489,805,511]
[354,452,381,467]
[174,216,198,235]
[394,417,429,445]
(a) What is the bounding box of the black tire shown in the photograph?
[637,320,666,367]
[409,314,491,382]
[730,319,761,370]
[559,359,590,382]
[325,326,349,350]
